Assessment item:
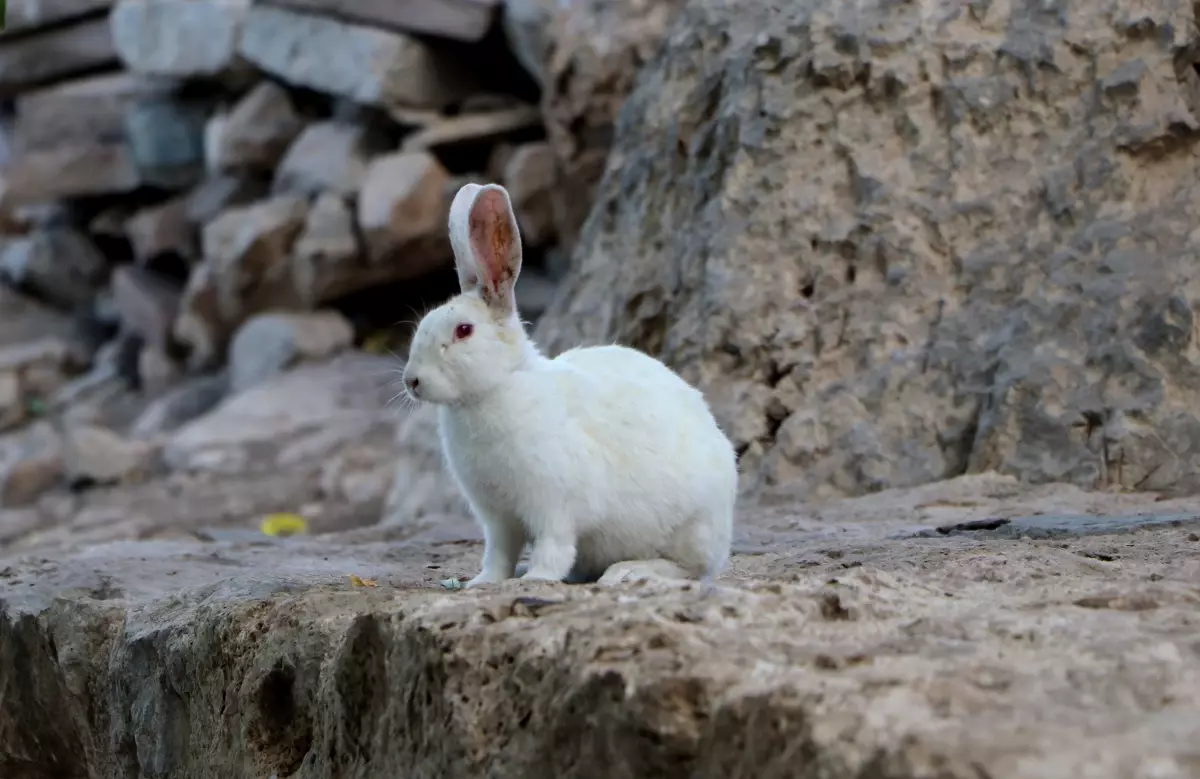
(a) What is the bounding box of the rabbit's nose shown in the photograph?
[406,376,421,395]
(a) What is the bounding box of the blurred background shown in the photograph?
[0,0,674,550]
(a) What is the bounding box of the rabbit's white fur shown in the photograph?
[403,182,737,586]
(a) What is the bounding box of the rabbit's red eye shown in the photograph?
[454,323,474,340]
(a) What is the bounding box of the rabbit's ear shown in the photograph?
[447,182,522,315]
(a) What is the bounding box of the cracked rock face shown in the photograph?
[3,475,1200,778]
[536,0,1200,501]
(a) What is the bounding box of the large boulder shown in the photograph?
[535,0,1200,501]
[504,0,686,249]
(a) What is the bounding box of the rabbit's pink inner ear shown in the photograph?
[467,188,518,306]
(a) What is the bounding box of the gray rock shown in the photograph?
[535,0,1200,502]
[0,228,109,310]
[128,373,228,440]
[0,16,119,91]
[163,352,393,474]
[272,122,369,198]
[227,310,354,394]
[262,0,499,42]
[238,5,473,109]
[124,97,208,190]
[110,0,252,77]
[176,195,309,369]
[4,0,114,34]
[530,0,687,250]
[204,81,305,174]
[63,423,155,486]
[0,144,143,206]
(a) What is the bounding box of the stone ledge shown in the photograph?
[2,513,1198,778]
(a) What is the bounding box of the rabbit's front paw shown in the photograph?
[465,571,508,587]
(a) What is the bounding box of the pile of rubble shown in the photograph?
[0,0,579,517]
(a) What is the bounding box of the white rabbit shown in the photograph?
[402,182,737,587]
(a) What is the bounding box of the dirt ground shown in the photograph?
[2,471,1198,778]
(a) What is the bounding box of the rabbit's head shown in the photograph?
[403,183,535,406]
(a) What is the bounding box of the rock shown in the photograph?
[317,442,395,507]
[262,0,499,42]
[124,97,207,189]
[163,351,393,474]
[0,373,22,435]
[357,151,450,267]
[535,0,1200,501]
[0,16,119,93]
[501,0,553,85]
[125,196,196,266]
[63,423,154,485]
[0,286,79,351]
[7,477,1200,776]
[110,0,252,77]
[12,72,175,154]
[228,310,355,393]
[0,422,63,507]
[136,345,181,395]
[513,270,557,320]
[5,0,114,33]
[502,141,556,247]
[399,105,542,152]
[183,175,269,226]
[0,228,109,309]
[176,195,309,368]
[292,193,361,304]
[0,337,72,432]
[238,5,472,110]
[205,81,305,174]
[536,0,685,249]
[129,373,228,440]
[273,122,369,197]
[111,266,183,350]
[0,144,142,206]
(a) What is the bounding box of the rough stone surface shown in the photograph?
[205,81,305,174]
[4,474,1200,778]
[239,6,472,109]
[0,16,119,94]
[110,0,252,77]
[502,140,557,247]
[536,0,1200,502]
[263,0,499,42]
[531,0,685,249]
[272,122,370,198]
[357,151,450,268]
